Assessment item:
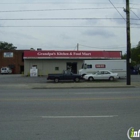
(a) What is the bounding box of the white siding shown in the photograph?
[24,59,83,76]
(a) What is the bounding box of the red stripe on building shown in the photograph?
[24,50,122,59]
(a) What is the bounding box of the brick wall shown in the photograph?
[0,50,24,74]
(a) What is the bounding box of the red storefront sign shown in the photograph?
[24,50,122,59]
[95,64,106,68]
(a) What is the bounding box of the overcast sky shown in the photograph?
[0,0,140,54]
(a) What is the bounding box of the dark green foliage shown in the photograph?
[0,41,17,50]
[122,41,140,66]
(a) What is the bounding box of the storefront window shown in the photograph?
[55,67,59,71]
[3,52,13,58]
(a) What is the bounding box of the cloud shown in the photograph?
[0,0,140,55]
[60,33,72,40]
[0,29,37,40]
[84,29,116,38]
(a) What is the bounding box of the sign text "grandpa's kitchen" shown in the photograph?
[37,51,92,57]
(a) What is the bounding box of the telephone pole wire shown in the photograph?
[125,0,131,85]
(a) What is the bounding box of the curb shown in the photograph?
[0,83,138,89]
[32,85,136,89]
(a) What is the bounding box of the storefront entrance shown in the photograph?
[20,65,24,74]
[66,62,77,74]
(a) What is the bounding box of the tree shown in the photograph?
[122,53,126,59]
[0,41,17,50]
[122,41,140,66]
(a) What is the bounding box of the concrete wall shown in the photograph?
[24,59,83,76]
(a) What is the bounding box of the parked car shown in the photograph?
[47,70,83,83]
[130,66,139,75]
[0,67,12,74]
[83,70,119,81]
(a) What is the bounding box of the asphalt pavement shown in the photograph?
[0,74,140,89]
[0,88,140,140]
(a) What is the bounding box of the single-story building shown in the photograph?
[0,50,24,74]
[24,50,122,76]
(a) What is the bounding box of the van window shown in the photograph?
[87,64,92,69]
[2,67,6,70]
[82,63,92,69]
[82,63,87,69]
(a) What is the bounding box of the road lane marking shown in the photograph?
[41,115,118,119]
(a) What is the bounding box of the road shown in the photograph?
[0,88,140,140]
[0,74,140,84]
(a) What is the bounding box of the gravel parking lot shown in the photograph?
[0,74,140,84]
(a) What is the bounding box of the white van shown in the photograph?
[1,67,12,74]
[79,60,126,78]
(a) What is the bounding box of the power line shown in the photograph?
[0,17,139,20]
[131,23,140,26]
[131,10,140,19]
[0,2,139,5]
[79,44,126,49]
[130,10,140,27]
[108,0,126,21]
[0,2,127,5]
[1,25,139,28]
[131,8,140,9]
[130,3,140,5]
[0,7,124,13]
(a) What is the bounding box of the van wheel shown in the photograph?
[75,77,80,82]
[109,77,114,81]
[54,78,59,83]
[88,77,94,81]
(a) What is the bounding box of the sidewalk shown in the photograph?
[0,82,139,89]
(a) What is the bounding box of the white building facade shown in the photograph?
[24,50,122,76]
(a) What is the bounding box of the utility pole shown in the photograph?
[126,0,131,85]
[77,43,79,51]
